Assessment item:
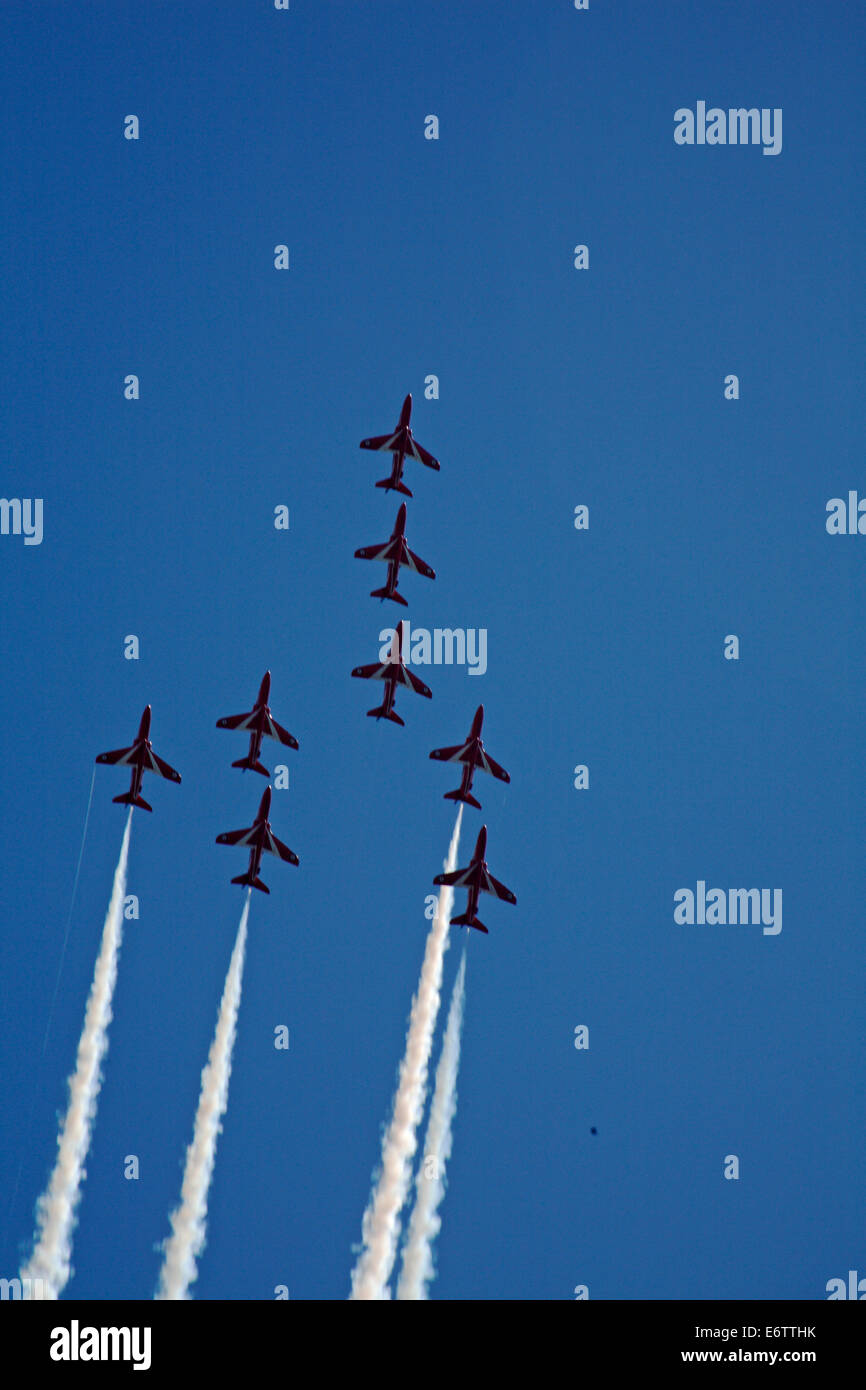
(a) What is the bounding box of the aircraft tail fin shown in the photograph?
[232,872,269,894]
[232,756,270,777]
[367,704,405,726]
[113,791,152,812]
[444,788,481,810]
[375,477,413,498]
[450,912,488,934]
[370,586,408,606]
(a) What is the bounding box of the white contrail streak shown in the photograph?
[20,810,133,1300]
[349,807,463,1301]
[396,948,466,1300]
[156,896,250,1300]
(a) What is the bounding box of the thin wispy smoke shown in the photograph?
[156,896,250,1300]
[20,810,133,1300]
[349,807,463,1301]
[6,767,97,1239]
[397,948,466,1300]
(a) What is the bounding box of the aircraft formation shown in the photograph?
[215,673,299,894]
[95,672,299,895]
[353,394,516,934]
[93,393,515,928]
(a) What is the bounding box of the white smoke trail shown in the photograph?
[20,809,133,1300]
[349,807,463,1300]
[396,948,466,1300]
[156,896,250,1300]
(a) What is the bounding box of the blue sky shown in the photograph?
[1,0,864,1300]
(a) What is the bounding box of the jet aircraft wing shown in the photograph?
[360,433,399,452]
[150,750,182,783]
[266,830,299,865]
[216,826,254,847]
[267,716,299,749]
[485,872,516,904]
[407,439,440,470]
[433,865,477,889]
[430,742,470,765]
[217,712,254,731]
[355,540,395,561]
[478,750,509,782]
[404,546,435,579]
[96,745,136,766]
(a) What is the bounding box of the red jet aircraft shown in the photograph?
[354,502,435,607]
[433,824,516,934]
[351,620,432,725]
[216,786,298,894]
[216,671,298,776]
[359,393,440,498]
[429,705,510,809]
[95,705,181,811]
